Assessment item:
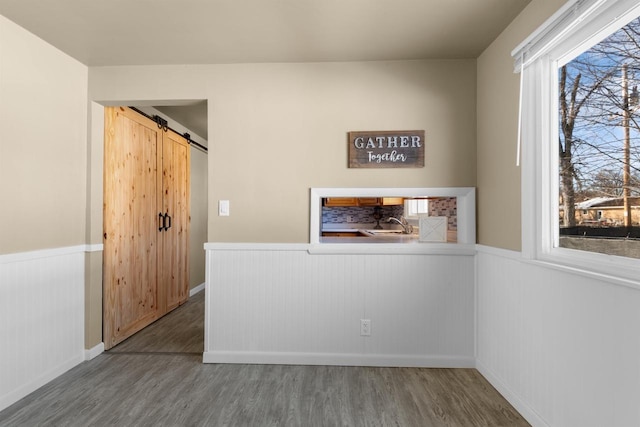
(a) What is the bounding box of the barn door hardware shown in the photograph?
[153,115,168,132]
[183,132,207,153]
[127,107,208,153]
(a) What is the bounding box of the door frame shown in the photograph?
[86,100,207,354]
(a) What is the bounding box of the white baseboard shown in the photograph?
[476,360,548,427]
[203,351,475,368]
[84,342,104,361]
[190,282,205,296]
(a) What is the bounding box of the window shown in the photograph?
[404,198,429,218]
[515,0,640,281]
[558,16,640,258]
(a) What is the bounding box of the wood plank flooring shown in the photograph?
[107,290,204,355]
[0,290,529,426]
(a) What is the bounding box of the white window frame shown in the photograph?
[517,0,640,284]
[404,198,430,219]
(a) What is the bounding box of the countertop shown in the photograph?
[320,227,457,244]
[320,234,420,244]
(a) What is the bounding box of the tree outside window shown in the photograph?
[558,17,640,258]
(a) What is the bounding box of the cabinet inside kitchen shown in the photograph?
[323,197,404,207]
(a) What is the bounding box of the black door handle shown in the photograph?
[159,212,165,232]
[166,213,172,230]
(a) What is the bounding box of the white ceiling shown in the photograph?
[0,0,530,140]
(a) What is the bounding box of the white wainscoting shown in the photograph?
[204,243,475,367]
[0,246,86,412]
[476,245,640,427]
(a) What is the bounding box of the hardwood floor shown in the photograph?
[0,290,529,426]
[107,289,205,355]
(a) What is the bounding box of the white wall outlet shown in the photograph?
[347,215,355,223]
[219,200,230,216]
[360,319,371,336]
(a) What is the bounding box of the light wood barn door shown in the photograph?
[103,107,162,349]
[160,131,190,312]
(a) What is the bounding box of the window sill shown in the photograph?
[530,249,640,291]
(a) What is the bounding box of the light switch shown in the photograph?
[219,200,230,216]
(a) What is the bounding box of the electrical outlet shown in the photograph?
[347,215,355,223]
[360,319,371,336]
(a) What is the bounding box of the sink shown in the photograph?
[360,229,405,236]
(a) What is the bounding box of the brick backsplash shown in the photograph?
[429,197,457,230]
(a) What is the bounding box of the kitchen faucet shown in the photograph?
[387,216,414,234]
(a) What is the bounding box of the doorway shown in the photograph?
[92,100,208,353]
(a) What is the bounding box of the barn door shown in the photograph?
[160,130,190,313]
[103,107,163,349]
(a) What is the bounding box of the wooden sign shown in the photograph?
[348,130,425,168]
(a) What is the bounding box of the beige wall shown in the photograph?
[0,15,98,348]
[476,0,566,251]
[0,15,88,255]
[90,59,477,243]
[3,2,573,253]
[86,60,475,347]
[189,147,208,287]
